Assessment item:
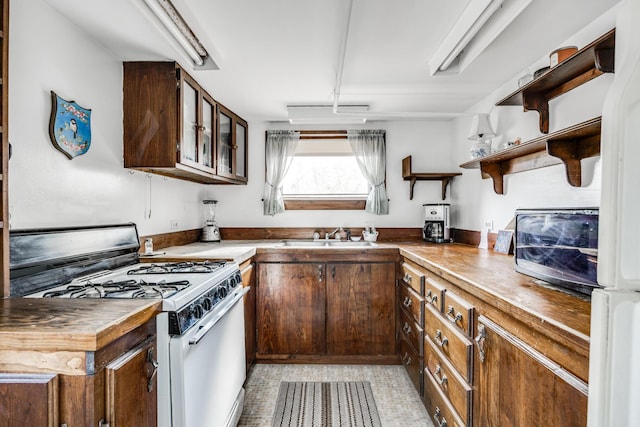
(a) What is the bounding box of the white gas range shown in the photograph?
[12,224,248,427]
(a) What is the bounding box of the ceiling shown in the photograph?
[43,0,620,123]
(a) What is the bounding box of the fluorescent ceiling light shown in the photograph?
[429,0,532,75]
[142,0,219,70]
[287,105,369,125]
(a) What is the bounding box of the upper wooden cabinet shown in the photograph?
[123,62,248,185]
[217,104,248,183]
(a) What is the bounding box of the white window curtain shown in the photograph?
[263,130,300,215]
[347,129,389,215]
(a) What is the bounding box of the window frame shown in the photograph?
[266,130,384,211]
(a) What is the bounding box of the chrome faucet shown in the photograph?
[325,227,343,240]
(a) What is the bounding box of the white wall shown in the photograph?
[8,0,454,235]
[9,0,205,236]
[450,7,619,232]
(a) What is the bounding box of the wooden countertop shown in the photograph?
[397,242,591,355]
[0,299,161,352]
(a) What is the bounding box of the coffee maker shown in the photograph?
[201,199,221,242]
[423,203,451,243]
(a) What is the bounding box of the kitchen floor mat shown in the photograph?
[272,381,382,427]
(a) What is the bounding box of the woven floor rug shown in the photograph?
[272,381,382,427]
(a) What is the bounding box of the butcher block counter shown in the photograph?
[0,298,161,353]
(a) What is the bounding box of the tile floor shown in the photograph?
[238,364,433,427]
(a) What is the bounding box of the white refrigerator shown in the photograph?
[588,0,640,425]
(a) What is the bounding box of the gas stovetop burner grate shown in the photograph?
[41,278,192,299]
[126,261,227,275]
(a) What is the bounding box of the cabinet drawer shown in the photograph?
[424,336,472,425]
[424,304,473,383]
[399,307,424,357]
[400,262,425,295]
[423,270,445,313]
[424,366,466,427]
[399,283,424,326]
[399,333,423,396]
[442,289,475,337]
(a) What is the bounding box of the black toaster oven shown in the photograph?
[514,208,600,296]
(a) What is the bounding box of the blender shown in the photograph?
[201,200,221,242]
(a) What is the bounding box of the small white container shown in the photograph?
[362,231,378,242]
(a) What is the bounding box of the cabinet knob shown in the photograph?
[403,273,412,283]
[403,296,412,308]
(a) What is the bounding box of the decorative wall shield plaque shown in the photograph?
[49,91,92,159]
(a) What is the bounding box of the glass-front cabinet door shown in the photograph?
[217,104,248,183]
[201,94,216,171]
[180,77,198,165]
[218,108,233,177]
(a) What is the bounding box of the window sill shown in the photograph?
[283,198,366,210]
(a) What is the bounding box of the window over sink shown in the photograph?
[282,136,369,210]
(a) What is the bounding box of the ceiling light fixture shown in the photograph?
[287,105,368,125]
[429,0,532,75]
[142,0,219,70]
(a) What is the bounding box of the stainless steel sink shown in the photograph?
[279,240,376,247]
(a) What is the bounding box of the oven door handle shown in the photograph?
[188,287,250,346]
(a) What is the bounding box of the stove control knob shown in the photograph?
[219,286,228,299]
[193,303,204,319]
[202,297,213,311]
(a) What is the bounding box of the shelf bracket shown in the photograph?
[408,176,417,200]
[594,47,615,73]
[440,177,453,201]
[547,135,600,187]
[522,93,549,134]
[479,162,505,195]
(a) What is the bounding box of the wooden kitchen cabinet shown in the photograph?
[326,263,396,355]
[256,262,326,355]
[123,61,248,185]
[0,301,159,427]
[256,260,396,361]
[105,337,158,427]
[0,373,58,427]
[473,315,588,427]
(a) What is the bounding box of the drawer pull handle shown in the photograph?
[434,365,448,387]
[433,329,448,348]
[434,407,448,427]
[476,324,487,363]
[146,348,159,393]
[446,306,463,324]
[402,322,412,335]
[403,273,412,283]
[403,296,413,308]
[425,289,438,306]
[401,351,412,366]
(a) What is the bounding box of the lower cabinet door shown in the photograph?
[105,337,158,427]
[0,373,58,427]
[474,315,588,427]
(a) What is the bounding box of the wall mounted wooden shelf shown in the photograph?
[459,117,601,195]
[496,29,615,134]
[402,156,461,200]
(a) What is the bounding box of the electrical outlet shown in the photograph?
[484,220,494,231]
[170,220,179,230]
